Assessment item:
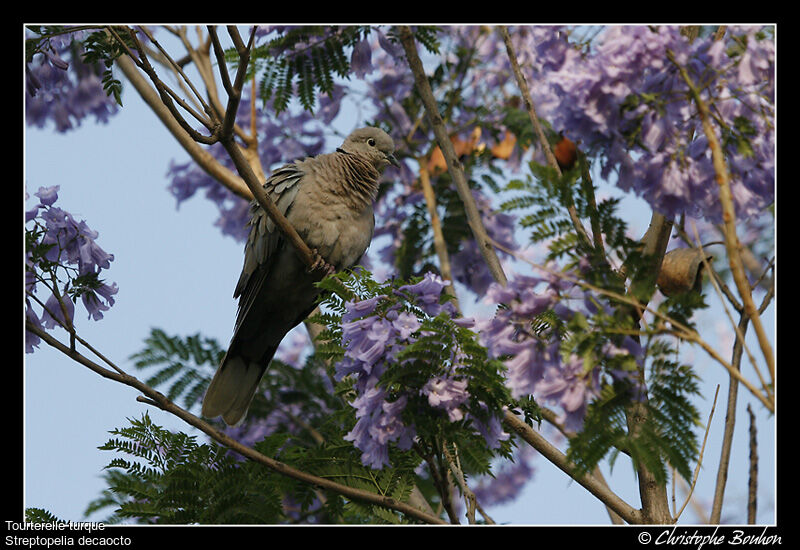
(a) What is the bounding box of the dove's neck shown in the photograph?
[331,150,382,210]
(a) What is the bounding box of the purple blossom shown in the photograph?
[396,272,454,316]
[421,377,469,421]
[342,295,382,322]
[467,405,510,450]
[336,297,420,468]
[536,354,598,431]
[334,272,491,468]
[350,38,374,79]
[25,30,119,132]
[539,25,774,222]
[479,263,654,430]
[40,289,75,329]
[317,84,346,125]
[479,272,599,425]
[34,185,59,206]
[81,279,119,321]
[26,186,118,351]
[224,399,330,450]
[25,304,43,353]
[344,384,416,469]
[375,28,404,60]
[472,446,537,507]
[392,311,421,339]
[275,330,311,368]
[398,272,449,300]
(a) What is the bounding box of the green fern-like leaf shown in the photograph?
[25,508,64,524]
[92,413,286,524]
[252,26,371,114]
[566,340,701,485]
[129,328,222,408]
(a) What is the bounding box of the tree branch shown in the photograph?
[115,25,321,272]
[668,49,775,388]
[627,212,674,524]
[398,26,508,287]
[118,27,218,144]
[208,26,255,142]
[497,26,594,250]
[674,384,720,521]
[114,53,252,200]
[502,410,642,524]
[26,321,447,525]
[135,26,217,127]
[746,404,758,524]
[710,276,774,523]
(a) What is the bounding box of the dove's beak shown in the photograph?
[386,153,400,168]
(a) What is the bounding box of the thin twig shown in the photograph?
[174,26,227,126]
[414,443,459,523]
[674,384,720,521]
[442,441,495,524]
[673,224,742,310]
[208,26,255,143]
[689,221,771,401]
[417,157,460,308]
[136,26,216,125]
[114,54,252,200]
[497,26,593,250]
[746,404,758,524]
[709,312,750,523]
[115,27,217,144]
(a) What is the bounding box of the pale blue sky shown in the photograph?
[23,28,775,525]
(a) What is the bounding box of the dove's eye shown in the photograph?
[367,138,376,147]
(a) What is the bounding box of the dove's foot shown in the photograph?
[309,249,336,276]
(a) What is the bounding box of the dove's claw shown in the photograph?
[309,249,336,275]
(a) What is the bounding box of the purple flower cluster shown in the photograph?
[223,401,308,450]
[25,30,119,132]
[335,273,503,469]
[478,270,640,431]
[414,26,773,223]
[527,25,773,222]
[26,186,118,352]
[333,280,435,468]
[421,376,469,421]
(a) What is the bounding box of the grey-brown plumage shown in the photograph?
[202,127,398,426]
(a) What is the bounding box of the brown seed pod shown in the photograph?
[657,248,714,296]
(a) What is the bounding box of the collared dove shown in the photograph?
[202,127,399,426]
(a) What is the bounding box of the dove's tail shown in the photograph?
[201,348,276,426]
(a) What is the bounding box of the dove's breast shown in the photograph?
[287,183,375,271]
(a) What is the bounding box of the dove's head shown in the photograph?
[340,127,399,171]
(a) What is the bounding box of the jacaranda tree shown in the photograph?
[24,25,775,526]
